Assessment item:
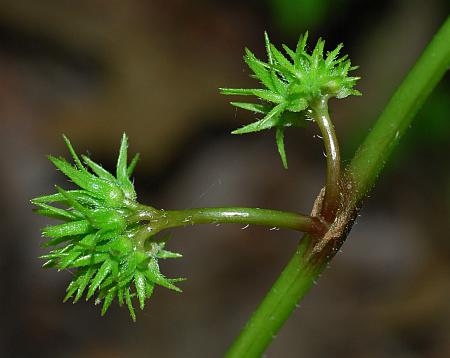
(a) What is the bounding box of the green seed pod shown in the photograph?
[89,208,127,232]
[108,235,133,257]
[135,250,151,270]
[102,182,126,208]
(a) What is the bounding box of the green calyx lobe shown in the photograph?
[221,31,360,168]
[32,134,182,321]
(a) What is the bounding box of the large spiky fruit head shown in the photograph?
[32,134,183,321]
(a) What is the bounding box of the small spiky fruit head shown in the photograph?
[32,134,183,321]
[221,32,361,168]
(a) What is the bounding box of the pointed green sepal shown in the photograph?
[232,104,286,134]
[134,271,147,310]
[157,249,183,259]
[230,102,271,114]
[33,202,80,221]
[101,289,116,316]
[81,155,116,182]
[116,133,136,200]
[127,153,140,177]
[86,259,113,300]
[276,127,288,169]
[74,267,95,303]
[62,134,86,172]
[145,258,182,292]
[42,220,91,239]
[125,288,136,321]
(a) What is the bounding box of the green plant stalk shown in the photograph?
[349,16,450,204]
[226,233,324,358]
[310,97,341,222]
[226,16,450,357]
[134,207,328,236]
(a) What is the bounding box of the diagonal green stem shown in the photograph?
[226,16,450,358]
[226,233,322,358]
[348,16,450,204]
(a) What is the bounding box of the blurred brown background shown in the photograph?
[0,1,449,357]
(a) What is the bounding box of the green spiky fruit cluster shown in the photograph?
[32,134,182,321]
[221,32,360,168]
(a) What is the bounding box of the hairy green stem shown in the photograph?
[135,207,327,237]
[348,16,450,204]
[310,97,341,222]
[226,16,450,357]
[226,234,323,358]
